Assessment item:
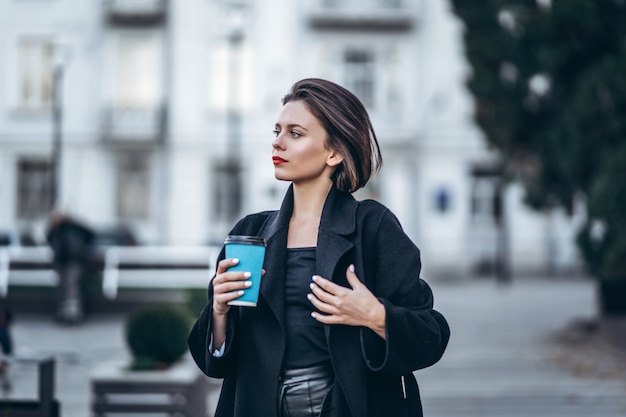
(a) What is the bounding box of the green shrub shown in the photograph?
[185,288,208,317]
[125,304,193,370]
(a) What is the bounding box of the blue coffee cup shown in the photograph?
[225,235,266,307]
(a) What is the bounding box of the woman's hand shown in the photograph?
[211,258,252,316]
[308,264,387,340]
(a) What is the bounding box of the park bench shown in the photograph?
[0,245,221,299]
[0,247,56,298]
[91,359,210,417]
[100,245,220,299]
[0,357,59,417]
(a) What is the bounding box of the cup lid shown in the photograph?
[225,235,267,246]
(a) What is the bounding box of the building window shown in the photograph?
[17,37,55,109]
[116,152,150,220]
[211,160,242,222]
[106,30,163,108]
[470,175,502,224]
[344,49,376,108]
[16,158,53,220]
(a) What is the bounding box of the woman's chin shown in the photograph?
[273,172,290,182]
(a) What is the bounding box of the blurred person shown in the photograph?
[0,305,13,393]
[189,78,450,417]
[46,210,95,323]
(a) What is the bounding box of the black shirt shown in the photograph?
[283,247,329,369]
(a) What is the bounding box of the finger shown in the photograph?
[262,269,266,276]
[345,264,363,290]
[311,275,345,295]
[215,289,244,302]
[309,282,337,305]
[214,289,245,310]
[307,292,339,315]
[214,279,252,295]
[217,258,239,273]
[213,271,251,287]
[311,310,340,324]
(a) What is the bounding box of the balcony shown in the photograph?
[102,105,166,147]
[105,0,167,26]
[307,0,417,31]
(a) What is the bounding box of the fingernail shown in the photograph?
[307,294,312,301]
[312,275,318,282]
[238,290,244,295]
[309,283,315,290]
[243,272,251,278]
[311,312,316,318]
[233,258,239,264]
[349,264,355,273]
[245,281,252,287]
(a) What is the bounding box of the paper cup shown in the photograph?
[225,235,266,307]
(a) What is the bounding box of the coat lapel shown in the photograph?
[316,186,358,284]
[257,186,293,330]
[316,188,370,417]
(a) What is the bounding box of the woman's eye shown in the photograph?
[272,129,280,137]
[289,130,301,138]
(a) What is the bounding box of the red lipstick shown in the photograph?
[272,156,287,165]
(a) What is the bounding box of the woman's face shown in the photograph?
[272,100,342,186]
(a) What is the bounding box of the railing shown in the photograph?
[102,105,167,145]
[307,0,417,30]
[0,245,221,299]
[321,0,404,9]
[105,0,168,25]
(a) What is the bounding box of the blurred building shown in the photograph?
[0,0,584,279]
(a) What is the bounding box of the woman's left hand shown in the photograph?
[308,264,386,340]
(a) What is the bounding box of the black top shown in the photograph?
[283,247,329,369]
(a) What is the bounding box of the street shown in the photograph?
[3,277,626,417]
[420,278,626,417]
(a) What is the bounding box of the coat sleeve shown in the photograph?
[187,211,273,377]
[360,208,450,375]
[187,244,241,378]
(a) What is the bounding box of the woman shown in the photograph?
[188,78,450,417]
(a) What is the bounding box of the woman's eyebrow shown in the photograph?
[275,123,309,132]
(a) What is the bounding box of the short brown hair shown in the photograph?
[282,78,382,193]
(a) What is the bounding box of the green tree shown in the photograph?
[450,1,626,300]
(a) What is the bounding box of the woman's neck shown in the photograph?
[287,180,333,248]
[291,180,332,222]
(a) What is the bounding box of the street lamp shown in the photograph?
[50,42,72,211]
[221,2,249,223]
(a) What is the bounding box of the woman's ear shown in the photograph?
[326,150,344,167]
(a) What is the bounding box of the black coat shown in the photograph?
[46,218,95,265]
[188,185,450,417]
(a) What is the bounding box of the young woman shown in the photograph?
[188,78,450,417]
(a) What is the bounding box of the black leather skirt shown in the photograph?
[278,362,334,417]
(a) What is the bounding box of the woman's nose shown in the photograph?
[272,134,284,150]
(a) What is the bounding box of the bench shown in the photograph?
[0,357,60,417]
[91,359,209,417]
[0,247,57,297]
[0,245,221,299]
[101,246,220,299]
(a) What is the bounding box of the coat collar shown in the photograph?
[260,184,358,241]
[256,184,359,329]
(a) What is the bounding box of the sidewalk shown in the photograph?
[3,277,626,417]
[420,278,626,417]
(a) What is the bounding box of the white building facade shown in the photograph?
[0,0,584,279]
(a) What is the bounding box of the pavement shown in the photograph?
[2,277,626,417]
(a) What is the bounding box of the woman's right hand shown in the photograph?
[211,258,252,316]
